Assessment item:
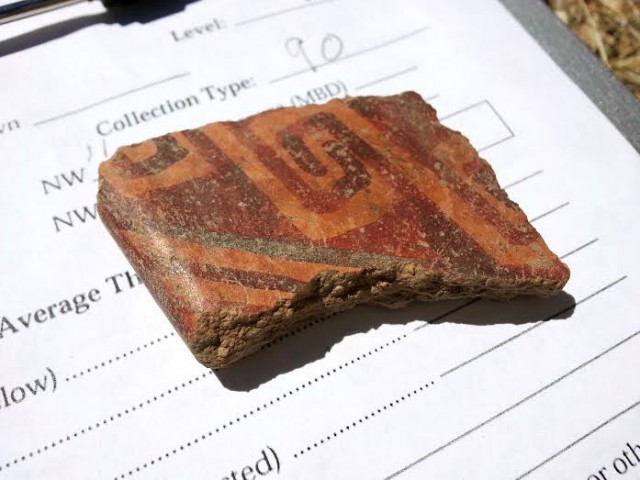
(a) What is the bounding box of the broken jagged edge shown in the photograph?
[97,91,570,368]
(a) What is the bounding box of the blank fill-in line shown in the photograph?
[268,26,429,84]
[34,72,191,126]
[502,170,544,189]
[478,134,514,152]
[529,201,570,222]
[236,0,337,26]
[560,238,599,259]
[354,66,418,91]
[108,240,600,479]
[383,327,640,480]
[514,398,640,480]
[440,275,628,377]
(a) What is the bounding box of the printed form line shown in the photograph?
[34,72,191,126]
[112,332,409,479]
[529,201,570,222]
[515,398,640,480]
[0,370,216,474]
[110,238,602,478]
[64,332,177,383]
[2,237,600,475]
[0,181,595,475]
[561,238,599,258]
[6,152,559,472]
[287,267,627,468]
[502,170,544,189]
[294,379,438,458]
[236,0,337,26]
[440,275,628,377]
[384,327,640,480]
[478,135,514,152]
[354,66,419,90]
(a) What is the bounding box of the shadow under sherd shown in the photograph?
[444,291,575,326]
[0,0,200,58]
[213,291,576,392]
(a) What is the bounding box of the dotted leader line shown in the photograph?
[0,370,214,475]
[64,311,353,385]
[287,238,605,462]
[260,313,339,351]
[9,235,594,475]
[65,333,177,382]
[4,232,595,475]
[2,329,408,477]
[114,331,409,478]
[114,236,595,476]
[294,379,437,458]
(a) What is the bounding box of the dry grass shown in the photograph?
[548,0,640,98]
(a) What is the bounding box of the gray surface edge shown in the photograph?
[498,0,640,154]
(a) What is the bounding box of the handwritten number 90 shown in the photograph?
[285,34,344,72]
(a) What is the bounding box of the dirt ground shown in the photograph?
[548,0,640,99]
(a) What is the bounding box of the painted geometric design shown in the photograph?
[98,92,569,367]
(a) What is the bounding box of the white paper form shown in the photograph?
[1,0,639,479]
